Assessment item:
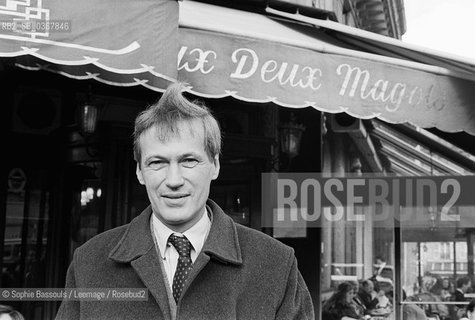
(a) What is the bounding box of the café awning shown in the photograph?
[0,0,179,88]
[176,1,475,135]
[2,1,475,134]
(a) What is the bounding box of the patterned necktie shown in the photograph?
[168,234,193,303]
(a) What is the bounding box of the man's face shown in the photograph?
[136,119,220,232]
[364,282,374,294]
[464,281,472,292]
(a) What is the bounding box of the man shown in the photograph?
[55,82,314,320]
[455,277,472,302]
[387,291,426,320]
[350,281,366,317]
[454,276,472,318]
[402,301,427,320]
[357,279,379,312]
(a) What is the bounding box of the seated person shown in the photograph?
[387,291,426,320]
[353,291,367,317]
[376,290,391,309]
[322,282,364,320]
[431,278,452,302]
[357,279,379,311]
[449,276,472,319]
[455,277,471,303]
[413,290,450,320]
[440,278,453,301]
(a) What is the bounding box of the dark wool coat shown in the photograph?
[55,200,315,320]
[357,289,378,311]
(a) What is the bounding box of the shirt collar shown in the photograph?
[152,209,211,259]
[109,200,242,266]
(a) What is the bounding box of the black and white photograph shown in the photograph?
[1,0,475,319]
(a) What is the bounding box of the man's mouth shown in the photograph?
[162,193,189,199]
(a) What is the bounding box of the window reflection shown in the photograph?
[69,162,103,257]
[70,179,103,253]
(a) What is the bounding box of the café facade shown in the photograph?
[1,0,475,319]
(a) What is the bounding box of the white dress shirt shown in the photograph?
[151,209,211,291]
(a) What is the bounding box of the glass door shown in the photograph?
[1,167,50,319]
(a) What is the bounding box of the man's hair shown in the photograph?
[467,299,475,312]
[457,276,471,288]
[133,82,221,165]
[362,279,373,288]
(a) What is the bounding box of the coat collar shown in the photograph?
[202,199,242,265]
[108,206,171,319]
[108,199,242,266]
[108,205,155,262]
[107,200,242,316]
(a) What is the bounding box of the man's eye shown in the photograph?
[148,160,166,170]
[182,158,199,168]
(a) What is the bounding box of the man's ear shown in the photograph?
[136,163,145,185]
[212,155,220,180]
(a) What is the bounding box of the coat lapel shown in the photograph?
[179,200,243,301]
[108,206,172,320]
[107,200,244,313]
[131,249,172,320]
[202,199,243,265]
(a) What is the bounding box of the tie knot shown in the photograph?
[168,234,192,257]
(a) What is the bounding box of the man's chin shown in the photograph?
[162,216,197,232]
[160,211,193,224]
[162,196,188,207]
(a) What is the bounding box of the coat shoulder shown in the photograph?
[234,223,294,259]
[74,224,128,258]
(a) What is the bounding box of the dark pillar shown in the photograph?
[467,230,474,283]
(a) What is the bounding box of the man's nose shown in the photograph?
[165,163,185,188]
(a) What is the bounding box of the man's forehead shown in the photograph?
[139,120,207,151]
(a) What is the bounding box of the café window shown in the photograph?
[372,122,475,319]
[320,121,475,320]
[440,242,451,260]
[400,214,475,320]
[320,206,395,319]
